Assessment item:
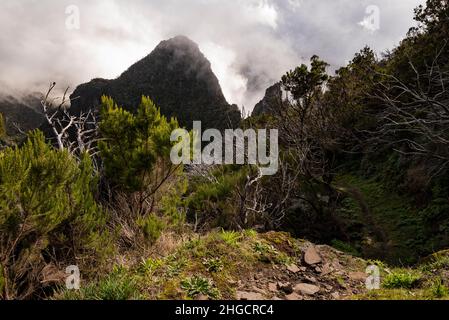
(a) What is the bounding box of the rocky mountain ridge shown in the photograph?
[70,36,241,130]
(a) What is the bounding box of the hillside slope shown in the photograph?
[53,230,449,300]
[0,93,44,136]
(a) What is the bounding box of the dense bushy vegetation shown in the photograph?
[0,0,448,300]
[248,0,449,264]
[0,131,108,299]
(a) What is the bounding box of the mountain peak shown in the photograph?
[70,36,240,130]
[157,35,199,50]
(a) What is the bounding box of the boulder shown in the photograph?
[294,283,321,296]
[304,246,322,265]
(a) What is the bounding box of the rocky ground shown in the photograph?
[55,230,449,300]
[234,243,368,300]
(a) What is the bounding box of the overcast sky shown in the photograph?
[0,0,425,111]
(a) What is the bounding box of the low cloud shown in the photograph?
[0,0,424,111]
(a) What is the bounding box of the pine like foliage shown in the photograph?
[0,131,106,299]
[99,95,179,192]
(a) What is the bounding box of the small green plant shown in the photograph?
[62,270,141,300]
[91,275,140,300]
[219,230,242,246]
[383,270,421,289]
[139,257,163,275]
[166,256,187,277]
[184,238,202,250]
[180,276,220,299]
[254,241,271,254]
[429,278,449,298]
[275,252,293,265]
[253,241,283,264]
[202,257,224,273]
[336,276,346,287]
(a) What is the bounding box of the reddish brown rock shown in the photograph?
[294,283,321,296]
[304,246,322,265]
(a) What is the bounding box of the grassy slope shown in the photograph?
[53,229,449,301]
[55,230,367,300]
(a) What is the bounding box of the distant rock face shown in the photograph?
[252,82,282,117]
[70,36,241,130]
[0,93,44,135]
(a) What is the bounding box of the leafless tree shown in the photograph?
[41,83,100,168]
[372,43,449,178]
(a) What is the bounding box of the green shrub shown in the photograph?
[99,96,179,193]
[202,257,224,273]
[180,276,220,299]
[383,270,421,289]
[420,254,449,272]
[160,177,188,227]
[0,131,107,299]
[137,215,165,244]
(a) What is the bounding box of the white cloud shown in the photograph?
[244,0,279,29]
[201,42,248,107]
[0,0,426,112]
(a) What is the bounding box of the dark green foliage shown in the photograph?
[99,95,179,193]
[137,215,165,244]
[387,0,449,82]
[334,173,421,264]
[282,55,329,101]
[273,1,449,265]
[326,47,380,136]
[0,130,107,299]
[99,95,185,245]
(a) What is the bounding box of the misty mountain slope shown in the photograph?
[70,36,241,130]
[0,93,44,136]
[252,82,282,117]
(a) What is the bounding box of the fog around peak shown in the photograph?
[0,0,424,111]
